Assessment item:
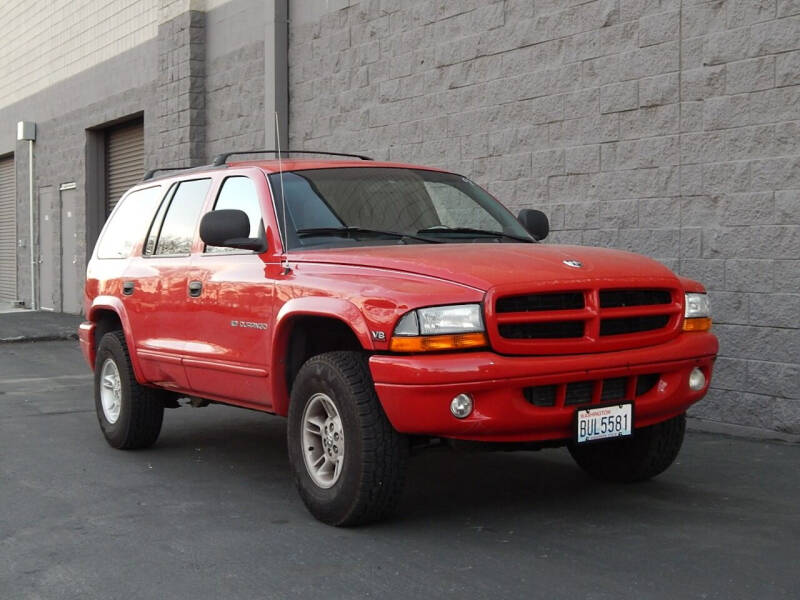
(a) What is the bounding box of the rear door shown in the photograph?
[182,172,275,407]
[123,178,212,391]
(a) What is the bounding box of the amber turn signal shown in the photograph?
[389,332,488,352]
[682,317,712,332]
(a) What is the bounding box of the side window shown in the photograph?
[152,179,211,256]
[205,176,263,253]
[96,186,163,259]
[143,183,176,256]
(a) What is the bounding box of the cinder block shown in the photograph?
[776,50,800,86]
[703,95,751,130]
[639,72,678,106]
[564,145,599,174]
[749,15,800,56]
[777,0,800,17]
[726,56,775,94]
[749,294,800,328]
[600,81,639,113]
[727,0,779,28]
[704,29,751,66]
[726,259,775,291]
[639,10,679,47]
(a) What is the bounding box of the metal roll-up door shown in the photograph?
[0,156,16,303]
[106,120,144,215]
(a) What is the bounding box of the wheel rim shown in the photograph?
[301,392,345,489]
[100,358,122,424]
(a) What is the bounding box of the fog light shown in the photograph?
[688,367,706,391]
[450,393,473,419]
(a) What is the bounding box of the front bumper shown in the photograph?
[369,332,717,442]
[78,321,96,369]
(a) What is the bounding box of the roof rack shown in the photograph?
[142,167,191,181]
[211,149,373,166]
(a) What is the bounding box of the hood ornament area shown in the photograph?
[563,259,583,268]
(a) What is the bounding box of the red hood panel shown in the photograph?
[290,244,679,290]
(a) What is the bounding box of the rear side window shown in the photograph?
[205,176,263,253]
[149,179,211,256]
[96,186,163,259]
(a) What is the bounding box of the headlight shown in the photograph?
[683,293,711,331]
[390,304,487,352]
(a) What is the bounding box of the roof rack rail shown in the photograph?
[142,167,190,181]
[211,149,373,166]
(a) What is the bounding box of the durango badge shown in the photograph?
[563,259,583,268]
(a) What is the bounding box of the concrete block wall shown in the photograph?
[157,9,207,168]
[0,0,271,311]
[288,0,800,434]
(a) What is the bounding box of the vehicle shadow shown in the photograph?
[144,406,717,531]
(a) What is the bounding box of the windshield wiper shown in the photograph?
[296,226,442,244]
[416,226,533,243]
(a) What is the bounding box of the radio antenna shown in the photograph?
[275,112,290,274]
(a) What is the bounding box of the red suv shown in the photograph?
[80,151,718,526]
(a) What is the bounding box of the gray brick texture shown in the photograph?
[288,0,800,434]
[157,10,206,167]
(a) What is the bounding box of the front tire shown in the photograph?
[568,413,686,483]
[287,351,409,526]
[94,331,164,449]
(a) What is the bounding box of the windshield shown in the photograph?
[269,167,533,250]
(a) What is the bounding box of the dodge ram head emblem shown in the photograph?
[563,259,583,268]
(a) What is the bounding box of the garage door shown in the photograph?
[106,120,144,215]
[0,156,16,303]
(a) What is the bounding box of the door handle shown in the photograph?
[122,281,135,296]
[188,281,203,297]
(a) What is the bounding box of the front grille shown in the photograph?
[600,377,627,401]
[497,292,584,313]
[499,321,584,339]
[635,373,659,396]
[600,289,671,308]
[523,373,661,408]
[492,285,680,353]
[600,315,670,336]
[523,385,557,407]
[565,380,594,405]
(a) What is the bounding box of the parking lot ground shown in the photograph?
[1,340,799,600]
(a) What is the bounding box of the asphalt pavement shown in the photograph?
[0,310,82,343]
[1,340,798,599]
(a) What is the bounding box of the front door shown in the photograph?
[182,174,274,407]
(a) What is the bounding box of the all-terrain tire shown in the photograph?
[94,331,164,449]
[568,413,686,483]
[287,351,409,526]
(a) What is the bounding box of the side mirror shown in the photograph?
[517,209,549,241]
[200,209,266,252]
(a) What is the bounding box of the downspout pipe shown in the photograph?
[17,121,36,310]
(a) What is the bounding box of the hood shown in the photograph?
[290,243,680,291]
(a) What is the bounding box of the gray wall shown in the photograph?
[0,0,274,313]
[287,0,800,434]
[0,40,160,312]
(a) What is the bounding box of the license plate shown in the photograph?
[575,403,633,444]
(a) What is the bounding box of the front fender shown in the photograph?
[270,297,375,416]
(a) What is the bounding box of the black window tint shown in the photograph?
[154,179,211,255]
[96,186,163,259]
[205,177,263,253]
